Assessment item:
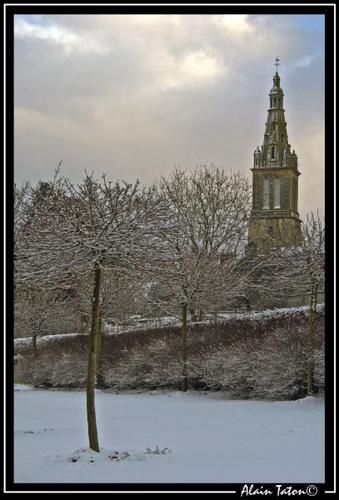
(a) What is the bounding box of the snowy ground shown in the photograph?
[14,387,324,484]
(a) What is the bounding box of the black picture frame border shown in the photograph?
[4,1,335,495]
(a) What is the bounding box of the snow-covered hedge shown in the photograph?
[14,306,325,399]
[103,338,182,390]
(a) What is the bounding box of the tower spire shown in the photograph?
[248,63,301,252]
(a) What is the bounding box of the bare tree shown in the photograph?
[14,182,30,235]
[14,182,32,288]
[159,166,251,253]
[250,212,325,394]
[14,285,63,357]
[279,213,325,394]
[153,166,252,391]
[15,171,165,451]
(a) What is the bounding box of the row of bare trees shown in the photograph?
[266,212,325,395]
[14,165,325,451]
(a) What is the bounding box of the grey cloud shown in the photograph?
[14,14,325,218]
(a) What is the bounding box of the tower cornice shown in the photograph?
[251,166,301,177]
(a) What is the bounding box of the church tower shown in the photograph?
[248,60,301,252]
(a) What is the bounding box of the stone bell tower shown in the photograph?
[248,59,301,252]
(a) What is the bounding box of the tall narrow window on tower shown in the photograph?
[274,177,281,208]
[263,178,270,209]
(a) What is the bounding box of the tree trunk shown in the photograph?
[189,306,202,322]
[181,303,188,392]
[87,261,101,452]
[96,310,104,388]
[189,307,197,322]
[307,284,318,395]
[32,332,38,359]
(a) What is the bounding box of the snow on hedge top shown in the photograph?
[14,384,34,391]
[14,304,324,353]
[14,332,81,352]
[293,396,324,406]
[215,303,324,322]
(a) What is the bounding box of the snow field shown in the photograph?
[14,388,324,484]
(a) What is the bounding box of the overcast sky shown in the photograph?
[14,14,325,217]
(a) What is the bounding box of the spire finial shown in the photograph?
[274,57,280,73]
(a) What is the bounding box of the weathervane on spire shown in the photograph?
[274,57,280,72]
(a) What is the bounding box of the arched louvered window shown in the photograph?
[263,178,270,209]
[274,177,281,208]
